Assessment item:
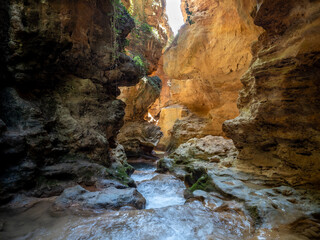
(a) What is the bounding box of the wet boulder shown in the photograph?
[170,135,237,164]
[52,185,146,212]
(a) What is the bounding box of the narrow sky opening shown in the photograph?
[166,0,184,35]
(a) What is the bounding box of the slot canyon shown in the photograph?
[0,0,320,239]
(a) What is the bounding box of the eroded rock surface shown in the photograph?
[170,136,237,163]
[119,76,162,121]
[122,0,172,74]
[223,0,320,184]
[166,114,219,152]
[156,0,262,148]
[157,136,320,231]
[0,0,140,203]
[118,121,163,158]
[118,75,163,157]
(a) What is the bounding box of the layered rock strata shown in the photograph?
[157,0,262,149]
[0,0,141,203]
[223,0,320,184]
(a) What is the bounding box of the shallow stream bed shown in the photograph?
[0,159,254,240]
[1,158,318,240]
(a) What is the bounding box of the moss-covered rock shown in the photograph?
[189,174,216,192]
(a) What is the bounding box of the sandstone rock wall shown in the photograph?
[223,0,320,184]
[118,76,162,121]
[157,0,262,149]
[117,76,163,157]
[122,0,172,74]
[0,0,141,202]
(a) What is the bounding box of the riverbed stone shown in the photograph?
[170,135,237,164]
[52,185,146,212]
[157,136,320,229]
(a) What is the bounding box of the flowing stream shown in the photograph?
[0,159,252,240]
[130,160,186,209]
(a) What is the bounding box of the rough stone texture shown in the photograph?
[0,0,140,203]
[156,105,189,149]
[223,0,320,184]
[148,56,172,118]
[118,76,162,121]
[118,76,163,157]
[158,0,262,143]
[157,137,320,231]
[122,0,172,74]
[166,114,220,152]
[170,136,237,163]
[117,121,163,158]
[52,185,146,212]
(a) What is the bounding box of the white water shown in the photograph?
[131,161,186,209]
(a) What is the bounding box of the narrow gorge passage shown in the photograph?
[1,0,320,239]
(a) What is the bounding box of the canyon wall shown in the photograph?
[223,0,320,184]
[157,0,262,150]
[115,0,171,157]
[117,76,163,157]
[121,0,172,74]
[0,0,141,202]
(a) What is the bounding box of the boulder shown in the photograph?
[52,185,146,212]
[117,122,163,158]
[170,136,237,163]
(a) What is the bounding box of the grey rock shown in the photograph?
[96,179,128,189]
[53,185,146,211]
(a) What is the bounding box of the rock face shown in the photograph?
[156,0,262,149]
[157,135,320,231]
[118,76,162,121]
[117,122,163,158]
[158,135,237,175]
[156,105,189,149]
[116,0,171,157]
[118,69,163,158]
[166,114,220,152]
[122,0,172,74]
[0,0,141,203]
[170,136,237,163]
[223,0,320,184]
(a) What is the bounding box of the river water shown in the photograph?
[0,159,252,240]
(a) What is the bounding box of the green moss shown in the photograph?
[246,205,261,225]
[106,163,134,186]
[133,55,146,73]
[140,22,152,33]
[184,165,206,186]
[189,174,216,192]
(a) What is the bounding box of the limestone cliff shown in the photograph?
[158,0,262,149]
[0,0,140,203]
[223,0,320,184]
